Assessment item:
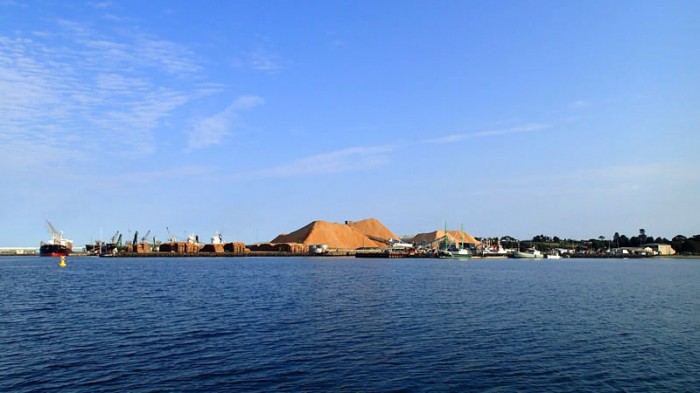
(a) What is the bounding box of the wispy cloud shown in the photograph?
[111,165,213,186]
[88,1,112,9]
[0,17,210,172]
[248,48,283,73]
[186,95,265,151]
[232,39,286,74]
[498,162,700,198]
[423,123,552,144]
[58,18,202,76]
[0,0,26,7]
[568,100,590,109]
[255,146,394,178]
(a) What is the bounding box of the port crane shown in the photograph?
[140,230,151,243]
[46,220,61,242]
[45,220,72,246]
[166,227,176,242]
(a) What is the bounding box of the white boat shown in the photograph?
[480,238,509,257]
[513,248,543,259]
[544,253,562,259]
[438,223,472,259]
[438,247,472,259]
[450,248,473,258]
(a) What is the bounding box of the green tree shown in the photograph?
[619,235,630,247]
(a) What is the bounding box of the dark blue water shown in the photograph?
[1,256,698,392]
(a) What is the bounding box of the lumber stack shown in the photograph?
[249,242,307,254]
[135,243,153,253]
[200,243,225,253]
[224,242,248,254]
[159,242,201,253]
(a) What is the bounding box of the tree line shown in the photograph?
[492,229,700,255]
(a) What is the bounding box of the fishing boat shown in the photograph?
[438,223,472,259]
[39,220,73,257]
[445,247,472,259]
[513,247,543,259]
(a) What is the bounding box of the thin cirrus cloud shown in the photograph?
[55,18,202,76]
[423,123,552,144]
[186,95,265,151]
[248,48,283,73]
[0,18,207,168]
[231,42,285,74]
[253,146,395,178]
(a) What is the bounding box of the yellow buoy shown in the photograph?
[59,255,67,268]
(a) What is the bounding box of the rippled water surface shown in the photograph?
[1,256,699,392]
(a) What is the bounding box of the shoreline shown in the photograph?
[2,253,697,260]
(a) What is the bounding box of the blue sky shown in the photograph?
[1,0,698,246]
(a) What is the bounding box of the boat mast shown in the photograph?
[444,221,449,250]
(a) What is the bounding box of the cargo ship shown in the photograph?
[39,220,73,257]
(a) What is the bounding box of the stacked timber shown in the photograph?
[249,243,307,254]
[135,243,152,253]
[159,242,201,253]
[200,243,225,253]
[224,242,248,254]
[289,243,308,254]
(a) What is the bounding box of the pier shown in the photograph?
[101,250,358,258]
[0,247,38,256]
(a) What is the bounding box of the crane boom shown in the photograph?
[46,220,60,240]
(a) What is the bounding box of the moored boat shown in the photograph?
[513,247,543,259]
[39,221,73,257]
[439,247,472,259]
[437,223,472,259]
[40,243,71,257]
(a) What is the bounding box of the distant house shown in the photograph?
[611,247,647,256]
[643,243,676,256]
[611,247,631,256]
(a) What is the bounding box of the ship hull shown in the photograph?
[39,244,71,257]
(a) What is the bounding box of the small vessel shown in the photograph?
[438,223,472,259]
[443,247,472,259]
[513,247,543,259]
[40,220,73,257]
[479,238,510,257]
